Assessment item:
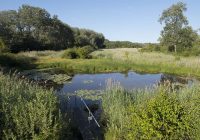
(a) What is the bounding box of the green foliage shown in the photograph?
[37,48,200,77]
[62,48,79,59]
[140,43,161,52]
[126,93,190,139]
[0,53,36,69]
[77,45,94,58]
[62,45,94,59]
[104,40,144,48]
[102,85,200,140]
[73,28,105,49]
[0,38,9,53]
[0,5,105,52]
[0,73,61,139]
[194,35,200,47]
[159,2,198,53]
[0,5,74,52]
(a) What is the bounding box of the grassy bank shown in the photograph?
[3,48,199,78]
[0,73,63,139]
[101,83,200,139]
[23,48,200,78]
[0,53,36,70]
[92,48,200,77]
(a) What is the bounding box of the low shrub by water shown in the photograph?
[0,53,36,69]
[62,45,94,59]
[102,83,200,139]
[0,73,61,139]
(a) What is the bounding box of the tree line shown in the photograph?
[0,3,199,55]
[0,5,105,52]
[104,40,144,48]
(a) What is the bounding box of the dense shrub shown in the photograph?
[140,43,162,52]
[0,38,9,53]
[177,47,200,57]
[62,45,94,59]
[73,28,105,49]
[104,40,144,48]
[102,85,200,139]
[77,45,94,58]
[0,73,61,139]
[125,93,193,139]
[62,48,79,59]
[0,53,36,69]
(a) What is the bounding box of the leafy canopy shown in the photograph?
[159,2,198,53]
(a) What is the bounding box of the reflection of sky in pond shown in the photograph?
[57,71,199,94]
[59,71,162,93]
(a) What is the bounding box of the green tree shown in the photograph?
[73,28,105,49]
[159,2,197,53]
[0,5,74,52]
[194,35,200,47]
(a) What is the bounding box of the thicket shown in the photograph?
[141,40,200,56]
[102,84,200,139]
[0,73,62,139]
[0,5,105,52]
[62,45,94,59]
[104,40,144,48]
[0,53,36,69]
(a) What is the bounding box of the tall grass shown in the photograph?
[18,50,64,59]
[14,48,200,77]
[102,83,200,139]
[0,53,36,70]
[0,73,61,139]
[92,48,200,77]
[21,48,200,77]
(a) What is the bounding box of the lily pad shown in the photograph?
[19,68,72,84]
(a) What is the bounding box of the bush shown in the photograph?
[62,45,94,59]
[62,48,79,59]
[102,85,200,139]
[125,93,191,139]
[140,43,161,52]
[0,38,9,53]
[77,45,94,59]
[178,47,200,57]
[0,73,61,139]
[0,53,36,69]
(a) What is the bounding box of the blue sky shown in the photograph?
[0,0,199,43]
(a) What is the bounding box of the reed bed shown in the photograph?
[101,83,200,139]
[0,73,62,139]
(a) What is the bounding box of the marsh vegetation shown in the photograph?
[0,2,200,140]
[101,83,200,139]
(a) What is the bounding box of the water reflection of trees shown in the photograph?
[160,74,189,85]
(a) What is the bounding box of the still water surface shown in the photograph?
[58,71,197,93]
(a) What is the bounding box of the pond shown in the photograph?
[58,71,197,93]
[56,71,198,140]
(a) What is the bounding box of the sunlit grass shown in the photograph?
[18,50,65,59]
[92,48,200,77]
[101,83,200,139]
[15,48,200,77]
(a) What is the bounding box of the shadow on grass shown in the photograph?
[0,53,37,70]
